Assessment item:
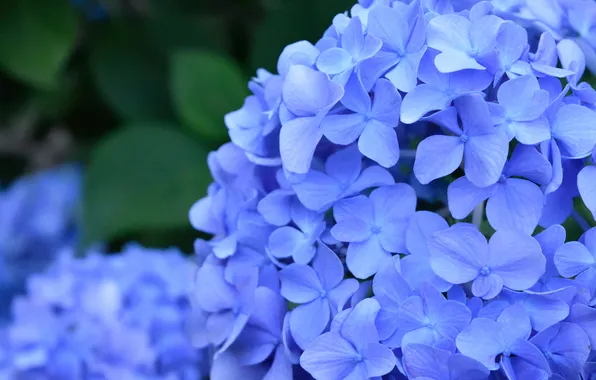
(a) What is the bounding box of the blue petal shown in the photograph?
[290,297,331,349]
[448,352,491,380]
[552,104,596,159]
[321,114,367,145]
[569,303,596,347]
[428,224,488,284]
[268,226,314,264]
[312,243,344,290]
[327,279,360,314]
[282,65,343,117]
[279,116,324,174]
[497,75,549,122]
[488,230,545,291]
[371,184,417,253]
[316,47,353,75]
[195,263,237,312]
[402,344,450,379]
[471,273,503,299]
[405,211,449,257]
[464,132,509,188]
[447,176,493,220]
[346,235,389,279]
[401,84,452,124]
[340,298,381,350]
[341,72,372,114]
[486,179,544,234]
[300,332,360,380]
[554,241,595,278]
[367,6,409,54]
[257,190,294,226]
[358,120,400,168]
[332,195,374,243]
[455,317,503,370]
[507,339,552,380]
[497,304,532,344]
[362,342,396,377]
[413,135,464,185]
[578,165,596,219]
[505,144,552,185]
[531,322,590,379]
[293,171,342,212]
[279,264,322,303]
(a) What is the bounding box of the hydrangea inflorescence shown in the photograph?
[191,0,596,379]
[0,164,81,320]
[0,243,207,380]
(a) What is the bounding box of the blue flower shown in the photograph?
[402,343,489,380]
[530,322,591,379]
[292,145,394,212]
[413,94,509,187]
[361,4,427,92]
[321,76,402,168]
[300,298,396,380]
[316,17,382,85]
[456,304,551,377]
[447,144,551,234]
[554,228,596,305]
[400,52,492,124]
[429,224,546,299]
[488,75,551,144]
[268,203,326,264]
[393,282,472,348]
[279,244,358,349]
[331,184,416,278]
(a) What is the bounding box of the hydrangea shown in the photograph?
[0,164,81,320]
[190,0,596,379]
[0,243,206,380]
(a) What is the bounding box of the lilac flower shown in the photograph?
[321,76,402,168]
[402,211,452,292]
[331,184,416,278]
[279,244,359,348]
[400,52,492,124]
[361,5,427,92]
[402,344,489,380]
[268,203,326,264]
[393,282,472,348]
[414,94,509,187]
[428,224,546,299]
[300,298,396,380]
[530,322,591,380]
[426,13,503,73]
[488,75,550,144]
[279,65,344,174]
[456,304,551,377]
[447,144,551,234]
[554,228,596,304]
[316,17,382,84]
[292,145,394,212]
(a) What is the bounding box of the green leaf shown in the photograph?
[0,0,78,89]
[250,0,355,72]
[83,123,211,243]
[89,21,173,121]
[170,50,246,143]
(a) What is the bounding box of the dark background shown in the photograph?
[0,0,357,253]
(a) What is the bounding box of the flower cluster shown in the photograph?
[0,164,81,320]
[0,244,207,380]
[190,0,596,379]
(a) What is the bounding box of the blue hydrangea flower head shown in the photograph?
[188,0,596,378]
[0,164,81,320]
[1,244,206,379]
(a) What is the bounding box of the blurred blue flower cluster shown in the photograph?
[0,243,207,380]
[190,0,596,379]
[0,165,81,320]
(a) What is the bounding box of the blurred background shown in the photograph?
[0,0,358,254]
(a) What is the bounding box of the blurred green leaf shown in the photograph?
[83,123,211,243]
[170,50,246,143]
[89,21,172,121]
[147,1,229,55]
[0,0,78,89]
[250,0,355,72]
